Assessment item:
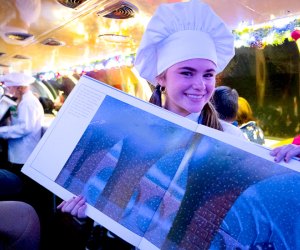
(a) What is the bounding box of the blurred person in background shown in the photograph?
[292,134,300,145]
[0,200,40,250]
[0,72,44,170]
[237,96,265,145]
[0,72,53,250]
[0,168,40,250]
[212,86,239,126]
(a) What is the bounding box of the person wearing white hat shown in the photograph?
[134,0,245,139]
[57,0,244,246]
[57,0,299,249]
[0,72,44,166]
[0,73,55,250]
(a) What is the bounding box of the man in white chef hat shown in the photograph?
[0,72,44,167]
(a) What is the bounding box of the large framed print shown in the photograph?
[22,75,300,250]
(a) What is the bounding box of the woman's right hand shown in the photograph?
[57,195,87,219]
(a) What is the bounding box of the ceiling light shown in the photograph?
[41,38,66,46]
[97,1,138,19]
[56,0,88,9]
[5,32,33,41]
[98,34,132,43]
[13,55,31,60]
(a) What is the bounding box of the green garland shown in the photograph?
[233,17,300,48]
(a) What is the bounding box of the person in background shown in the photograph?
[211,86,239,126]
[0,72,44,170]
[0,168,40,250]
[237,96,265,145]
[0,201,40,250]
[292,134,300,145]
[0,168,22,199]
[0,72,53,249]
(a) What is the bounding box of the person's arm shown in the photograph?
[0,102,37,139]
[57,195,87,219]
[270,144,300,163]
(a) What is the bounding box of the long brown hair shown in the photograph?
[150,71,223,131]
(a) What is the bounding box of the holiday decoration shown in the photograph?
[291,29,300,53]
[291,29,300,41]
[234,15,300,48]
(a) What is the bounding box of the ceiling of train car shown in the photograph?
[0,0,300,74]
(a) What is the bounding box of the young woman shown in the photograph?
[58,0,244,218]
[58,0,300,249]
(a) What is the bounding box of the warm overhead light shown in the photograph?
[98,34,132,43]
[97,1,138,19]
[13,55,31,60]
[56,0,88,9]
[5,32,33,41]
[41,38,66,46]
[0,64,10,67]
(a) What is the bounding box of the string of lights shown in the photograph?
[233,15,300,48]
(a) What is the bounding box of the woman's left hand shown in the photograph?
[270,144,300,163]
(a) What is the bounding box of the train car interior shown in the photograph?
[1,1,300,250]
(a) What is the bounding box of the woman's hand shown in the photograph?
[57,195,87,219]
[270,144,300,163]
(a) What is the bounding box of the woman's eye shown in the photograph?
[181,71,193,77]
[204,73,214,78]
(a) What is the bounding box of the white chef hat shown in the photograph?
[134,0,235,85]
[0,72,35,87]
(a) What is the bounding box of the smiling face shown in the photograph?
[159,58,217,117]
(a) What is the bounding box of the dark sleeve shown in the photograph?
[0,169,22,196]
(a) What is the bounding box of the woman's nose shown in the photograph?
[192,77,205,89]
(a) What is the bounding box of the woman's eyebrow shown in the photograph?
[178,67,197,71]
[204,68,216,73]
[178,67,216,73]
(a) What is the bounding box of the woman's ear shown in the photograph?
[155,76,161,86]
[156,76,166,88]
